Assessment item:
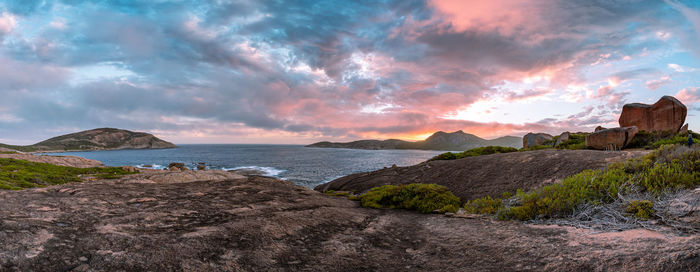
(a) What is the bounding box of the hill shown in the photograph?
[307,130,521,151]
[0,128,176,152]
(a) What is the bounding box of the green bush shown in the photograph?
[625,200,654,220]
[465,144,700,220]
[627,130,699,149]
[464,196,502,214]
[358,183,461,213]
[429,146,518,161]
[0,158,137,190]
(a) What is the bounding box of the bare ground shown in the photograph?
[1,175,697,272]
[316,149,649,200]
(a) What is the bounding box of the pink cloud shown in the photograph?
[646,76,672,90]
[676,87,700,103]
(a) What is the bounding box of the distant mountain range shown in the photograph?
[306,130,521,151]
[0,128,177,152]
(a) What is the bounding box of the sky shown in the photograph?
[1,0,700,145]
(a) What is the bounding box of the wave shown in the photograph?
[222,166,286,177]
[136,163,167,170]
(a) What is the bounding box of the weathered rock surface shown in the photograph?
[554,132,570,146]
[595,126,607,132]
[316,149,647,201]
[585,126,639,150]
[523,132,553,148]
[0,153,104,168]
[119,169,245,184]
[1,176,697,271]
[619,96,687,132]
[680,124,689,134]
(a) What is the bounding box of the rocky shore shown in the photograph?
[1,173,698,271]
[0,153,698,271]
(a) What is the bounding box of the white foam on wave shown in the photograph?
[136,164,167,170]
[222,166,286,177]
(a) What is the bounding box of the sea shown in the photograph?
[44,145,446,188]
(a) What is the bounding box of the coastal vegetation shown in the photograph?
[0,158,137,190]
[627,130,699,149]
[355,183,460,213]
[430,133,589,161]
[464,144,700,220]
[429,146,518,161]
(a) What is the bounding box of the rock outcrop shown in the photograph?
[523,133,553,149]
[554,132,570,146]
[2,174,696,271]
[316,149,647,201]
[585,126,639,150]
[619,96,687,133]
[595,126,607,132]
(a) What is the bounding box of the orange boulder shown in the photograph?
[619,96,687,133]
[585,126,639,150]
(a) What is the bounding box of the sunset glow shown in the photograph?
[0,0,699,144]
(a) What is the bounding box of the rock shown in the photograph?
[585,126,639,150]
[316,149,647,201]
[121,166,139,173]
[619,96,687,133]
[523,133,553,148]
[554,132,570,146]
[0,153,104,168]
[197,163,206,170]
[168,162,187,171]
[78,256,88,262]
[595,126,607,132]
[680,124,689,134]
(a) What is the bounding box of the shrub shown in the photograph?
[358,183,461,213]
[429,146,518,161]
[627,130,699,149]
[464,196,502,214]
[0,158,138,190]
[625,200,654,219]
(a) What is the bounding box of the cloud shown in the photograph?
[0,12,16,36]
[0,0,695,143]
[646,76,672,90]
[676,87,700,103]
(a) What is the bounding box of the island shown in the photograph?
[306,130,521,150]
[0,128,177,153]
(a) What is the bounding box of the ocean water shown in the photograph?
[44,145,446,188]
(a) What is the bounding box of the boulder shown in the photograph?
[554,132,570,146]
[168,162,187,171]
[680,124,689,134]
[197,162,206,170]
[594,126,607,132]
[619,96,687,133]
[523,133,553,149]
[585,126,639,150]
